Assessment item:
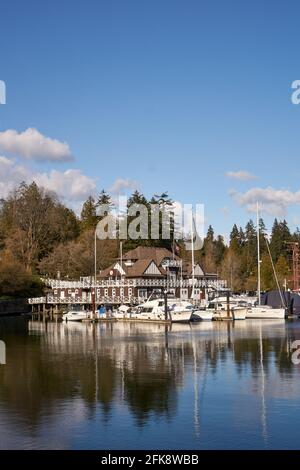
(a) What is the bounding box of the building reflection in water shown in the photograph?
[0,317,299,449]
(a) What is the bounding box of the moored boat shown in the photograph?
[115,298,192,323]
[212,306,247,320]
[191,309,213,321]
[62,310,92,322]
[248,202,287,319]
[246,306,285,319]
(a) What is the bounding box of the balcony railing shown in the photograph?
[45,277,226,289]
[29,295,140,305]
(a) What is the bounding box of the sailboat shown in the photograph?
[188,215,213,321]
[246,203,286,319]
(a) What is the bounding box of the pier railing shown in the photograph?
[44,278,226,289]
[28,295,141,305]
[28,277,227,306]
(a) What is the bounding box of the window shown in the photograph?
[181,289,188,299]
[138,288,147,299]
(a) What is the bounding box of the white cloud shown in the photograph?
[230,186,300,217]
[35,169,96,202]
[0,156,31,198]
[0,156,96,209]
[226,170,257,181]
[109,178,139,194]
[0,128,72,161]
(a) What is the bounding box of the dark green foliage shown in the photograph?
[0,181,297,295]
[270,219,291,263]
[80,196,97,231]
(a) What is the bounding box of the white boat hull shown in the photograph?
[62,311,92,322]
[232,308,247,320]
[213,307,247,320]
[115,310,191,323]
[191,310,213,321]
[113,312,132,319]
[246,306,285,319]
[169,311,192,323]
[114,298,193,323]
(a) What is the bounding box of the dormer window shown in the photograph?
[161,257,171,267]
[124,260,134,267]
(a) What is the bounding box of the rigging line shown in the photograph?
[264,236,286,309]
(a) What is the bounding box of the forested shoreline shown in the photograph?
[0,181,298,298]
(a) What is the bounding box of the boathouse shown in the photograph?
[29,246,226,307]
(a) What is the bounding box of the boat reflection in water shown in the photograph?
[0,317,299,449]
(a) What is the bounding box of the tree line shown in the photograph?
[0,181,298,297]
[202,219,298,292]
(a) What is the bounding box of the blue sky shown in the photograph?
[1,0,300,238]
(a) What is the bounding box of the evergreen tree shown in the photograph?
[206,225,214,243]
[270,219,291,262]
[259,217,267,236]
[123,191,150,250]
[96,189,113,213]
[214,235,226,266]
[244,219,257,276]
[260,253,273,290]
[230,224,241,253]
[202,226,226,272]
[275,255,290,289]
[149,192,174,250]
[202,226,216,273]
[128,190,149,206]
[80,196,97,231]
[245,219,256,241]
[96,190,114,236]
[258,217,267,256]
[238,227,245,248]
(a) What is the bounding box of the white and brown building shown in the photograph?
[34,246,226,306]
[98,246,218,302]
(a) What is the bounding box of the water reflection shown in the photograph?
[0,317,300,449]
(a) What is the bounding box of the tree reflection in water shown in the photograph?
[0,317,299,449]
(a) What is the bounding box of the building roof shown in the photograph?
[122,246,180,266]
[99,258,166,279]
[126,259,165,277]
[98,266,121,278]
[98,245,216,280]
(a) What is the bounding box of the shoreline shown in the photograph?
[0,299,31,317]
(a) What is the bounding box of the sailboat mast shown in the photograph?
[257,202,261,306]
[180,259,183,303]
[191,214,195,300]
[93,229,97,318]
[120,241,123,278]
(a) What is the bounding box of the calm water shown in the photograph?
[0,317,300,450]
